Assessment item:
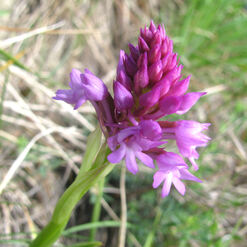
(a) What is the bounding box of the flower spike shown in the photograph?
[54,21,210,198]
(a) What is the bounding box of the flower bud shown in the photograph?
[159,96,182,116]
[148,44,161,64]
[161,38,168,57]
[124,54,138,77]
[113,81,134,111]
[157,24,166,39]
[176,92,206,115]
[139,86,161,112]
[149,20,157,33]
[134,52,149,91]
[148,60,163,82]
[140,26,153,43]
[150,31,162,48]
[166,53,178,71]
[128,43,139,61]
[167,75,191,97]
[117,70,132,91]
[138,36,150,52]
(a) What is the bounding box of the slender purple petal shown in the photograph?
[74,97,86,110]
[172,177,186,195]
[153,171,166,188]
[167,75,191,97]
[161,173,172,198]
[179,169,202,183]
[176,92,206,115]
[107,144,126,164]
[125,149,139,174]
[136,151,154,168]
[69,68,82,88]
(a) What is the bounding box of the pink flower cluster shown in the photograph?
[54,21,210,198]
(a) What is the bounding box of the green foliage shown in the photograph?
[65,242,102,247]
[127,184,242,247]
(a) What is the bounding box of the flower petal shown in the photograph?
[172,177,186,195]
[179,168,202,183]
[153,171,166,188]
[53,88,86,109]
[167,75,191,97]
[176,92,206,115]
[74,97,86,110]
[125,149,139,174]
[81,70,108,101]
[139,120,162,140]
[136,151,154,168]
[107,144,126,164]
[161,173,172,197]
[189,157,199,171]
[156,152,186,169]
[69,68,82,89]
[107,135,118,150]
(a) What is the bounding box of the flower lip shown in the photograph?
[153,152,202,197]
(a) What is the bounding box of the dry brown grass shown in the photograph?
[0,0,247,246]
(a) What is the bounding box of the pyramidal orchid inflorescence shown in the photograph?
[54,21,210,198]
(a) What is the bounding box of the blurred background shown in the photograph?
[0,0,247,246]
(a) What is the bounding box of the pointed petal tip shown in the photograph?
[189,157,199,171]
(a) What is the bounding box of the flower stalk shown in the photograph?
[89,178,105,241]
[30,127,115,247]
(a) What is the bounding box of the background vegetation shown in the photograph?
[0,0,247,246]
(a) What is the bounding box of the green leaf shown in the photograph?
[0,49,29,71]
[144,207,162,247]
[62,221,123,236]
[79,124,102,174]
[66,242,102,247]
[0,239,30,245]
[92,142,111,170]
[30,149,115,247]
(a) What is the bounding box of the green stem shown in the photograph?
[79,125,102,175]
[89,178,105,241]
[30,143,114,247]
[143,207,162,247]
